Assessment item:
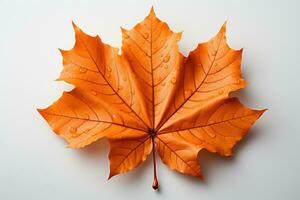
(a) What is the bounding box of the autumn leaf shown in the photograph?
[38,7,266,190]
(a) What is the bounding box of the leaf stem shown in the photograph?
[151,136,159,190]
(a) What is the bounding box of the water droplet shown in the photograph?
[106,73,111,78]
[171,77,177,84]
[143,32,149,39]
[112,114,119,120]
[122,76,127,81]
[208,131,216,138]
[218,90,223,95]
[163,55,170,63]
[214,63,218,67]
[164,64,168,69]
[118,86,123,91]
[91,90,97,96]
[184,89,192,97]
[160,54,164,58]
[107,67,112,72]
[79,68,87,73]
[70,127,77,133]
[112,114,124,124]
[146,52,150,56]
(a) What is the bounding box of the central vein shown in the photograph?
[150,12,155,130]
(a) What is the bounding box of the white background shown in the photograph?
[1,0,299,199]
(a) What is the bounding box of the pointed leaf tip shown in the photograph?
[259,108,268,116]
[176,32,183,41]
[58,48,65,55]
[107,172,114,180]
[120,27,128,34]
[220,21,227,33]
[71,20,76,28]
[71,21,80,32]
[149,6,156,17]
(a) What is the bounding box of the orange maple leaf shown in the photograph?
[38,7,266,190]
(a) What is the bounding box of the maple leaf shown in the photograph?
[38,7,266,190]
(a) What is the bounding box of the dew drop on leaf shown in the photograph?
[208,131,216,138]
[171,77,176,84]
[163,54,170,63]
[91,90,97,96]
[143,32,149,39]
[184,89,192,97]
[70,127,77,133]
[79,68,87,73]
